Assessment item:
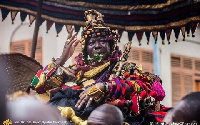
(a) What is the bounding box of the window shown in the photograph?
[171,54,200,106]
[195,60,200,71]
[10,37,43,65]
[128,47,153,73]
[171,72,181,106]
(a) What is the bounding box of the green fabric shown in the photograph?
[88,53,103,63]
[31,76,39,85]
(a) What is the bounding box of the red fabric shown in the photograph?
[149,91,157,98]
[155,117,164,123]
[142,77,148,82]
[130,95,139,115]
[121,99,125,107]
[140,90,147,99]
[47,68,56,76]
[36,69,43,78]
[61,85,69,89]
[72,86,81,90]
[61,85,81,90]
[150,111,167,122]
[141,82,148,91]
[130,92,136,98]
[123,72,129,79]
[130,75,136,78]
[120,80,127,96]
[127,80,132,87]
[160,105,170,111]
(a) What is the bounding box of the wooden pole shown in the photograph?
[30,0,43,58]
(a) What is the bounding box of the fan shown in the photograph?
[0,53,43,95]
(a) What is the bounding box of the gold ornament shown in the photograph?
[136,64,143,71]
[87,87,104,96]
[82,79,96,88]
[50,76,62,86]
[84,61,110,78]
[87,87,105,102]
[80,9,119,54]
[58,106,87,125]
[111,41,132,77]
[35,72,46,89]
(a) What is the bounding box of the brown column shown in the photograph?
[30,0,43,58]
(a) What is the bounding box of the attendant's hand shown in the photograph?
[56,27,80,66]
[75,83,105,108]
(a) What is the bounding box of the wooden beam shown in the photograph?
[30,0,43,58]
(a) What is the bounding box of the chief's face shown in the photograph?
[87,36,111,61]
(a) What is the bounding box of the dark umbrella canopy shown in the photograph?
[0,0,200,44]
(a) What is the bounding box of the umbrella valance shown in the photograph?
[0,0,200,45]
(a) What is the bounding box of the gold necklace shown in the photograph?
[84,61,110,78]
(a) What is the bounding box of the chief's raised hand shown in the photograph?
[56,27,80,66]
[75,83,105,109]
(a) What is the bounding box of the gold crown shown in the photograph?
[80,9,119,52]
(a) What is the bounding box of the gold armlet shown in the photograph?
[58,106,87,125]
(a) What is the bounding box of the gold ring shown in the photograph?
[89,97,93,101]
[66,39,70,43]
